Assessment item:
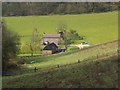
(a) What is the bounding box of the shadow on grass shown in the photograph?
[2,54,118,88]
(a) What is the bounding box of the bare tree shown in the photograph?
[30,28,41,56]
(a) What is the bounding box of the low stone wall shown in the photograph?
[42,50,52,55]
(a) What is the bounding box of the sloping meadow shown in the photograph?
[3,11,118,44]
[2,40,119,88]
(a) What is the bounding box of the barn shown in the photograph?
[42,43,58,54]
[40,34,62,45]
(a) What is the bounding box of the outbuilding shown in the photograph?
[40,34,62,45]
[42,43,58,54]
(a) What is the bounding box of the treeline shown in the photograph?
[2,2,118,16]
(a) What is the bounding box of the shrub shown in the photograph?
[2,21,20,70]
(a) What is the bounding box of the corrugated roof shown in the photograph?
[43,34,61,38]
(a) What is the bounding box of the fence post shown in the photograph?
[57,64,59,68]
[34,67,38,72]
[78,59,80,63]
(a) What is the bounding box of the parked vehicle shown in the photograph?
[80,42,90,47]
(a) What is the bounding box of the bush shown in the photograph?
[68,46,79,51]
[2,22,20,70]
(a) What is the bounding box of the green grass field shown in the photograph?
[25,40,118,69]
[3,51,118,88]
[2,40,118,88]
[3,54,118,88]
[2,11,118,88]
[8,40,118,75]
[3,11,118,44]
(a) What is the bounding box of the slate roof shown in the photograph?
[43,43,58,50]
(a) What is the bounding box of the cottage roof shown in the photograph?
[43,43,58,50]
[43,34,61,38]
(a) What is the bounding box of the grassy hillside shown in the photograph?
[2,11,118,88]
[2,54,118,88]
[2,40,118,88]
[19,40,118,73]
[3,40,118,75]
[3,11,118,44]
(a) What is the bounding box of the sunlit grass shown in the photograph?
[3,11,118,44]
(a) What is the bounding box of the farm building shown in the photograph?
[40,34,62,45]
[42,43,58,54]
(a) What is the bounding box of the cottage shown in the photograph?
[42,43,58,54]
[40,34,62,45]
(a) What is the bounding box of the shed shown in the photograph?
[42,43,58,54]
